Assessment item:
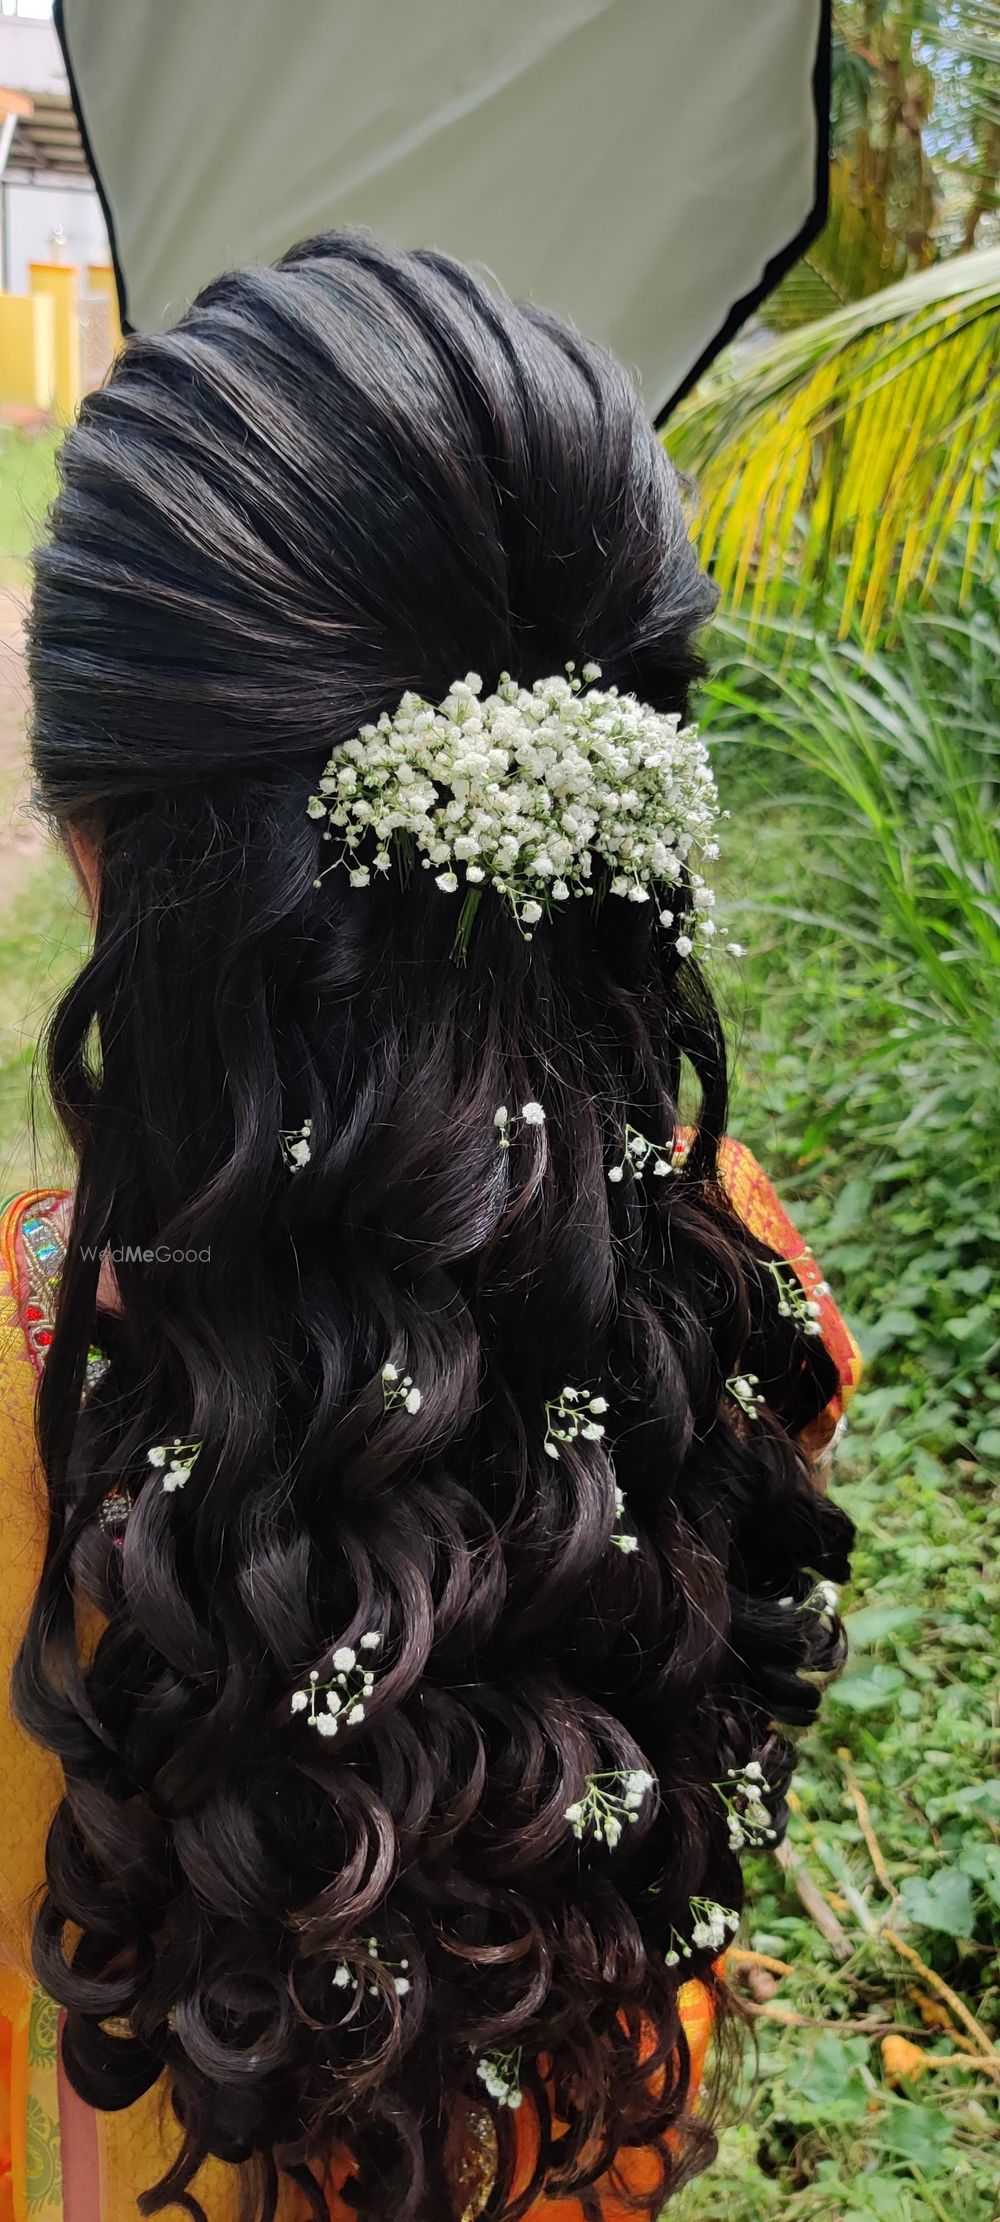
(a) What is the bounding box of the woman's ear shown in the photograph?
[65,824,101,920]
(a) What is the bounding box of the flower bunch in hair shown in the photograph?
[308,665,720,949]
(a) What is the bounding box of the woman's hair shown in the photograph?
[19,232,852,2222]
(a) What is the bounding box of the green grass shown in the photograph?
[0,425,60,582]
[0,853,87,1202]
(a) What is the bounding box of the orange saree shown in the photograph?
[0,1158,859,2221]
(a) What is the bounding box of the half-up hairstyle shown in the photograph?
[19,232,853,2222]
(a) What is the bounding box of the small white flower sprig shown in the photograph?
[607,1128,690,1185]
[306,665,719,950]
[664,1897,740,1966]
[381,1363,422,1416]
[332,1938,410,1999]
[494,1100,545,1151]
[765,1256,825,1338]
[611,1484,638,1554]
[291,1633,382,1738]
[281,1117,312,1173]
[714,1762,776,1851]
[475,2046,523,2109]
[726,1372,765,1421]
[565,1769,656,1849]
[543,1386,608,1460]
[148,1440,202,1494]
[809,1577,842,1628]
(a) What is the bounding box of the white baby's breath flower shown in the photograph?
[292,1637,381,1741]
[566,1769,655,1844]
[521,1101,545,1125]
[280,1115,313,1174]
[544,1386,610,1459]
[306,667,719,957]
[715,1764,775,1850]
[150,1439,202,1493]
[382,1365,422,1418]
[476,2048,523,2108]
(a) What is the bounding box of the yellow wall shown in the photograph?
[87,262,123,360]
[0,290,56,409]
[29,262,82,421]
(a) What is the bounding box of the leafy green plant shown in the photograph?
[705,611,1000,1068]
[0,425,60,583]
[669,625,1000,2215]
[668,247,1000,639]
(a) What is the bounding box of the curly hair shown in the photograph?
[17,232,853,2222]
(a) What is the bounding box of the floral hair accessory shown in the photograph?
[307,665,718,951]
[475,2047,523,2109]
[332,1938,410,1999]
[565,1768,656,1848]
[607,1126,690,1184]
[714,1762,776,1849]
[611,1484,638,1554]
[381,1363,422,1415]
[148,1439,202,1493]
[726,1372,765,1421]
[664,1897,740,1965]
[280,1117,312,1172]
[543,1386,608,1459]
[765,1255,824,1336]
[808,1577,842,1627]
[495,1100,546,1151]
[290,1632,381,1738]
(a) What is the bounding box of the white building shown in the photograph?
[0,5,109,297]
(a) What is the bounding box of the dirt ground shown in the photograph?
[0,584,45,916]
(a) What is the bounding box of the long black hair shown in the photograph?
[18,232,852,2222]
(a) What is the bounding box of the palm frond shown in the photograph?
[669,248,1000,640]
[761,160,906,330]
